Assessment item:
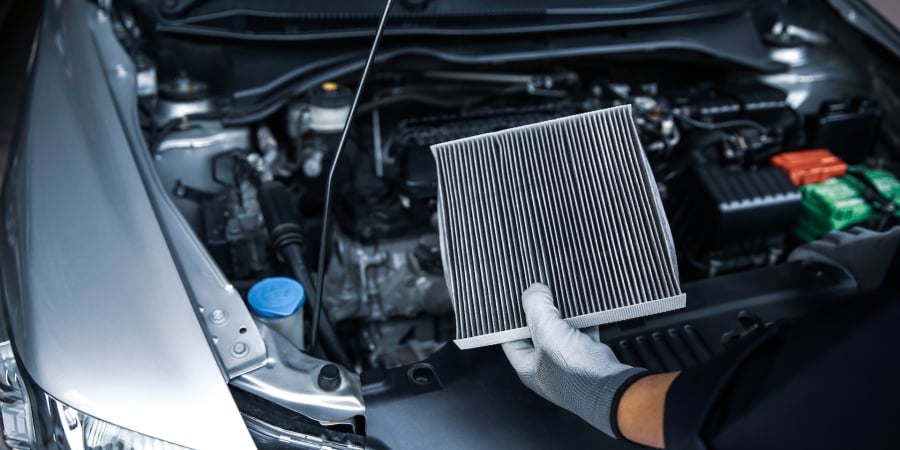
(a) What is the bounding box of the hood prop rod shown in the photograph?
[310,0,393,352]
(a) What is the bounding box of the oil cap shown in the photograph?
[248,277,305,318]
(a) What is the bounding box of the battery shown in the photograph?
[771,149,847,186]
[794,167,900,241]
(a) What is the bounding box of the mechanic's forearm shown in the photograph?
[616,371,680,449]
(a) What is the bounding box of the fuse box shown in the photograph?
[771,149,847,186]
[794,167,900,242]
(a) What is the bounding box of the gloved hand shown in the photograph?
[503,283,646,438]
[789,226,900,292]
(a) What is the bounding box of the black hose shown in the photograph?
[282,244,354,369]
[673,112,768,134]
[257,182,354,368]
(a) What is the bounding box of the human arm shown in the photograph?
[617,372,679,448]
[502,283,677,447]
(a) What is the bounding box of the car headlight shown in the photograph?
[0,341,188,450]
[48,399,190,450]
[0,341,35,449]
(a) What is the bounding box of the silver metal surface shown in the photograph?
[155,98,214,125]
[769,22,830,46]
[135,63,157,97]
[323,232,451,322]
[432,105,685,349]
[106,37,268,382]
[154,123,250,228]
[761,45,870,113]
[255,125,279,182]
[0,1,257,447]
[232,320,366,426]
[157,124,249,154]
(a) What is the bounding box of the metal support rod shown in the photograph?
[311,0,393,350]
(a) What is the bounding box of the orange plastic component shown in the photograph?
[771,149,848,186]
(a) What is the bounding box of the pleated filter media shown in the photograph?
[432,105,686,349]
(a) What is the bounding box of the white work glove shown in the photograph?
[503,283,647,438]
[789,226,900,292]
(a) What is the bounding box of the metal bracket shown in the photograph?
[232,321,366,427]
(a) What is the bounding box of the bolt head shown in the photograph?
[209,309,227,324]
[232,342,248,357]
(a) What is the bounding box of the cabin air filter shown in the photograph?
[431,105,686,350]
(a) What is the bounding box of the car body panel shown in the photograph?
[0,1,255,448]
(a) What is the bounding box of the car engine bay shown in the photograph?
[111,0,900,446]
[144,66,894,366]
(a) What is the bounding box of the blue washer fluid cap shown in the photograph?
[248,277,305,318]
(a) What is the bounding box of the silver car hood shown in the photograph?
[0,0,256,448]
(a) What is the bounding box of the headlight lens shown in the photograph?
[0,340,188,450]
[49,399,189,450]
[0,341,35,449]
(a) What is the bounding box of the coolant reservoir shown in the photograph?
[248,277,306,350]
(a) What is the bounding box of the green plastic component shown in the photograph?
[793,166,900,242]
[843,167,900,200]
